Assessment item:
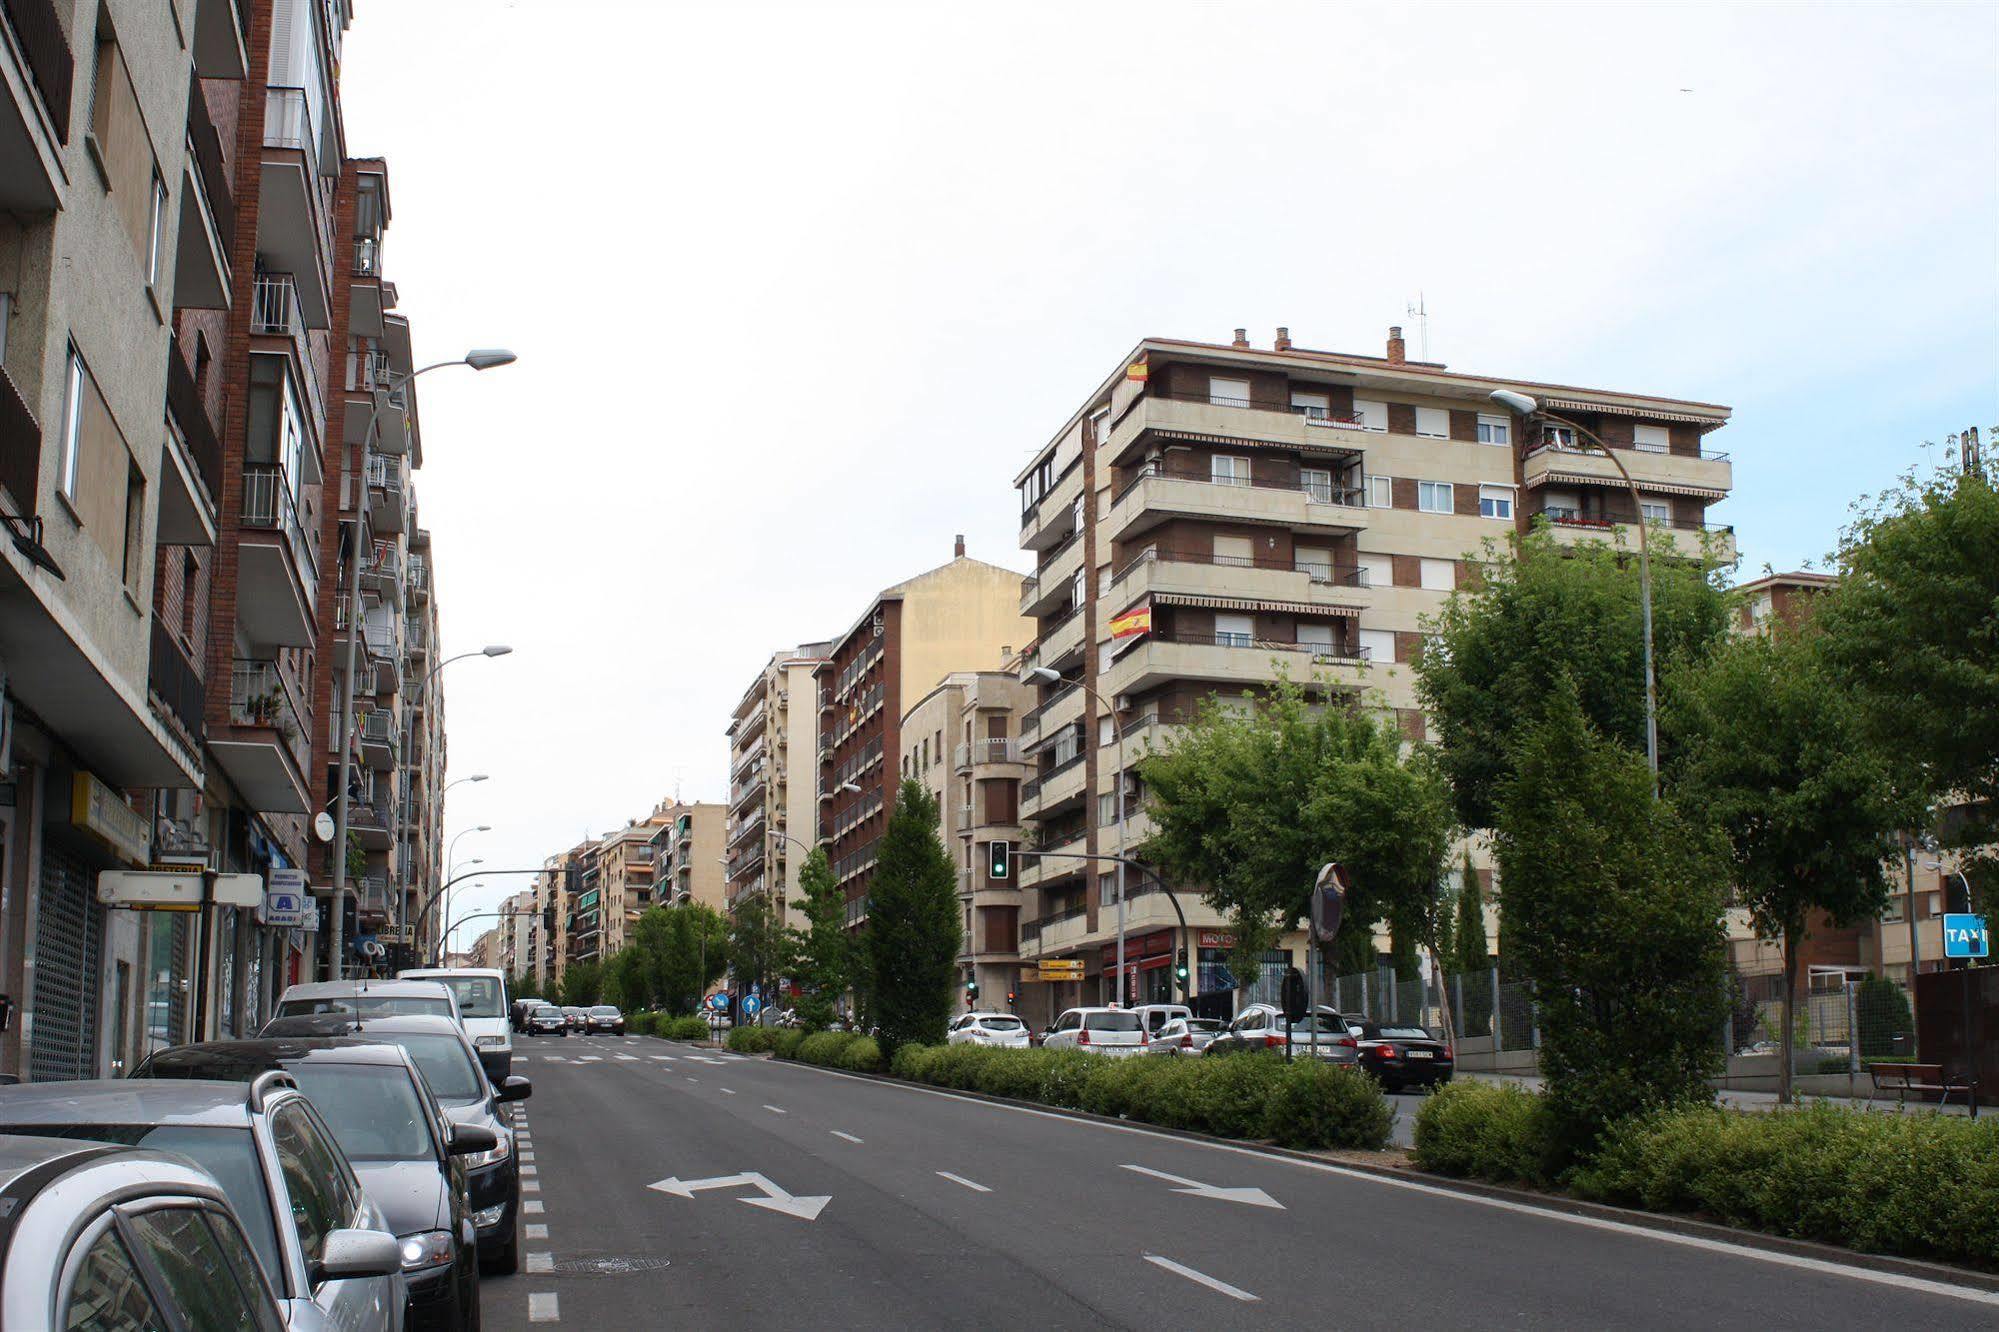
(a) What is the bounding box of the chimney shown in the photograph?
[1386,325,1406,365]
[1231,327,1249,349]
[954,534,966,558]
[1274,327,1292,352]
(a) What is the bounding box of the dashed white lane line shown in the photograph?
[525,1252,554,1274]
[525,1224,548,1240]
[719,1088,736,1096]
[830,1131,864,1145]
[522,1179,541,1193]
[936,1171,991,1193]
[528,1291,559,1323]
[649,1055,675,1061]
[686,1076,699,1083]
[521,1165,538,1177]
[1144,1255,1258,1303]
[615,1054,638,1061]
[762,1104,787,1115]
[520,1152,535,1163]
[577,1056,603,1063]
[523,1200,545,1215]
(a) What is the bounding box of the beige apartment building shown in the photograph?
[647,801,727,914]
[900,669,1035,1010]
[725,643,830,929]
[1013,326,1735,1017]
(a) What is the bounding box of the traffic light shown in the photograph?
[965,978,979,1005]
[987,840,1011,880]
[1006,990,1017,1011]
[1174,949,1189,991]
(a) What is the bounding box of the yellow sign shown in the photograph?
[71,773,150,866]
[1038,960,1085,981]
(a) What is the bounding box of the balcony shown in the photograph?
[1108,547,1370,619]
[359,541,403,609]
[1021,456,1084,552]
[366,457,407,533]
[1022,742,1087,819]
[1522,438,1731,499]
[1030,903,1095,956]
[1107,464,1368,547]
[212,659,310,813]
[192,0,247,79]
[0,364,36,518]
[357,873,390,918]
[955,737,1025,772]
[1021,682,1083,748]
[1531,505,1737,565]
[1029,603,1085,672]
[159,344,220,545]
[0,0,70,212]
[349,795,394,850]
[258,88,332,328]
[238,465,318,649]
[728,806,766,850]
[174,131,232,311]
[1104,390,1374,469]
[359,707,399,770]
[407,553,430,603]
[147,621,204,746]
[1021,531,1085,618]
[1103,630,1372,703]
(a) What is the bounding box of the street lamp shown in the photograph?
[442,774,489,795]
[399,650,512,941]
[328,349,516,976]
[1023,665,1132,1006]
[1490,389,1659,792]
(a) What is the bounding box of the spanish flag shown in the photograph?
[1110,606,1152,640]
[1125,357,1148,383]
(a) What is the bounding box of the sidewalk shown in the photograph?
[1460,1070,1976,1118]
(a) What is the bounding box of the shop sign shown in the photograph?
[1038,959,1085,981]
[71,772,150,865]
[1196,930,1237,949]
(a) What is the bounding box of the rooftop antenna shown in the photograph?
[1406,293,1430,362]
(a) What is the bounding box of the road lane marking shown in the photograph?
[719,1088,736,1095]
[528,1291,559,1322]
[648,1172,830,1221]
[650,1055,675,1061]
[523,1179,541,1193]
[1121,1163,1283,1209]
[525,1224,547,1240]
[577,1056,602,1063]
[616,1054,638,1061]
[762,1104,787,1114]
[520,1152,535,1163]
[830,1131,863,1144]
[526,1252,553,1273]
[936,1171,991,1193]
[686,1076,699,1082]
[524,1200,545,1214]
[1145,1255,1258,1302]
[521,1165,538,1177]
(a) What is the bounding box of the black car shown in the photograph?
[132,1036,498,1329]
[525,1003,567,1036]
[262,1012,531,1274]
[585,1004,625,1035]
[1349,1019,1455,1091]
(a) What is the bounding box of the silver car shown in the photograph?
[1205,1004,1359,1063]
[1041,1007,1146,1055]
[0,1076,405,1330]
[1144,1016,1225,1056]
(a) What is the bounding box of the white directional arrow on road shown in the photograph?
[646,1172,831,1221]
[1119,1164,1283,1209]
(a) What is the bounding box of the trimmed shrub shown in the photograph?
[890,1041,941,1082]
[772,1027,809,1060]
[664,1016,711,1042]
[836,1036,884,1072]
[1264,1062,1393,1150]
[797,1031,863,1066]
[1412,1081,1564,1188]
[726,1025,780,1054]
[1186,1052,1285,1140]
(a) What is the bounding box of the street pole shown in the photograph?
[1905,834,1922,1042]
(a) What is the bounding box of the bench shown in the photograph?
[1867,1061,1979,1117]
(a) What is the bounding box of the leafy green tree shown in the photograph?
[728,890,798,1008]
[638,903,727,1015]
[559,959,603,1008]
[1855,973,1916,1058]
[1670,624,1908,1100]
[1449,851,1494,1036]
[787,848,851,1029]
[1417,527,1732,828]
[866,781,961,1052]
[607,944,654,1013]
[1495,686,1728,1158]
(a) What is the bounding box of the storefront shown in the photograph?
[1100,929,1175,1007]
[33,770,151,1082]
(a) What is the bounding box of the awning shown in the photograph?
[1153,591,1361,619]
[1146,428,1361,459]
[1540,398,1725,430]
[1530,470,1727,501]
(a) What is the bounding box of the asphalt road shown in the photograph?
[479,1033,1998,1329]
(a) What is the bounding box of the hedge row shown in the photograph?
[1412,1083,1999,1268]
[627,1012,713,1041]
[724,1025,781,1054]
[818,1044,1395,1151]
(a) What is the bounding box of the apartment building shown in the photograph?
[1013,327,1734,1015]
[532,842,588,992]
[648,801,726,914]
[400,524,446,959]
[595,817,666,956]
[899,669,1034,1008]
[814,540,1034,928]
[466,926,499,970]
[724,642,829,929]
[493,888,533,978]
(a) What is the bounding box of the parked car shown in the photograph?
[1144,1016,1225,1056]
[132,1040,489,1330]
[561,1006,589,1032]
[946,1012,1031,1047]
[1349,1019,1455,1091]
[399,968,513,1080]
[0,1133,399,1330]
[0,1076,406,1329]
[275,980,461,1026]
[1041,1007,1146,1055]
[1130,1003,1193,1045]
[585,1004,626,1035]
[525,1004,568,1037]
[1205,1004,1358,1063]
[258,1014,531,1273]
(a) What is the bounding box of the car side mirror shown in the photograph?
[497,1075,532,1103]
[449,1123,498,1157]
[315,1229,402,1282]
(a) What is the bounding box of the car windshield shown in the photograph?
[1283,1011,1347,1034]
[282,1064,434,1162]
[1083,1012,1141,1031]
[978,1017,1023,1031]
[5,1124,279,1281]
[277,994,452,1020]
[369,1032,486,1103]
[589,1006,619,1016]
[424,976,503,1019]
[1375,1026,1434,1041]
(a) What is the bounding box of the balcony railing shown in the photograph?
[229,658,309,775]
[0,365,39,517]
[186,82,236,242]
[240,465,318,586]
[1150,628,1369,663]
[955,737,1023,770]
[1533,505,1733,536]
[250,272,305,338]
[1110,546,1371,589]
[1020,681,1077,741]
[353,235,381,276]
[2,0,74,145]
[360,708,399,749]
[148,620,204,743]
[1112,460,1365,511]
[164,339,221,501]
[262,86,318,178]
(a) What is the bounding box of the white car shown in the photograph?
[946,1012,1031,1048]
[400,967,514,1079]
[1041,1007,1145,1055]
[1131,1003,1193,1046]
[274,979,460,1026]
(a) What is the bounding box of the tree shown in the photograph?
[1417,527,1733,828]
[559,959,602,1008]
[1140,677,1455,1000]
[728,890,798,1009]
[1670,624,1908,1100]
[1449,850,1494,1036]
[1495,686,1728,1158]
[607,943,654,1013]
[787,848,851,1029]
[866,781,961,1052]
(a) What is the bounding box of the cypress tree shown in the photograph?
[866,781,961,1052]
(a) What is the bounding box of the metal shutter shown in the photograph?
[30,842,102,1083]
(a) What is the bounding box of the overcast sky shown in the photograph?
[338,1,1999,949]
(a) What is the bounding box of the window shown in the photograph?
[1641,501,1671,524]
[121,462,145,589]
[1419,558,1455,591]
[1479,485,1514,520]
[1414,406,1449,438]
[125,1208,272,1332]
[1542,424,1577,450]
[1290,389,1330,420]
[1208,377,1250,407]
[1353,397,1388,431]
[57,347,85,499]
[1211,454,1250,487]
[1300,467,1333,504]
[1476,414,1511,446]
[1212,534,1253,567]
[145,171,169,288]
[1417,481,1454,514]
[1214,613,1254,648]
[1360,628,1396,662]
[1297,621,1335,652]
[1097,792,1118,827]
[1098,714,1114,747]
[1356,553,1392,588]
[1634,424,1671,454]
[1295,544,1332,582]
[62,1227,164,1332]
[1367,475,1393,508]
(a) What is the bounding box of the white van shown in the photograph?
[398,967,511,1078]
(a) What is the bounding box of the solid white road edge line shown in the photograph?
[772,1061,1999,1308]
[527,1291,559,1323]
[1144,1254,1258,1302]
[936,1171,991,1193]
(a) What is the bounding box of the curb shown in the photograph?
[770,1056,1999,1293]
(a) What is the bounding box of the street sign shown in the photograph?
[97,869,262,911]
[1943,913,1990,959]
[1312,863,1348,944]
[708,992,729,1011]
[1038,960,1084,981]
[259,868,310,927]
[743,995,762,1016]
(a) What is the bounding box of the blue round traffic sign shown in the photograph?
[744,995,761,1015]
[708,992,728,1011]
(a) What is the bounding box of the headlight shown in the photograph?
[475,1035,505,1048]
[470,1203,507,1228]
[400,1230,454,1270]
[462,1131,512,1169]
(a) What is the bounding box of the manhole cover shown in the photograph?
[552,1255,673,1276]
